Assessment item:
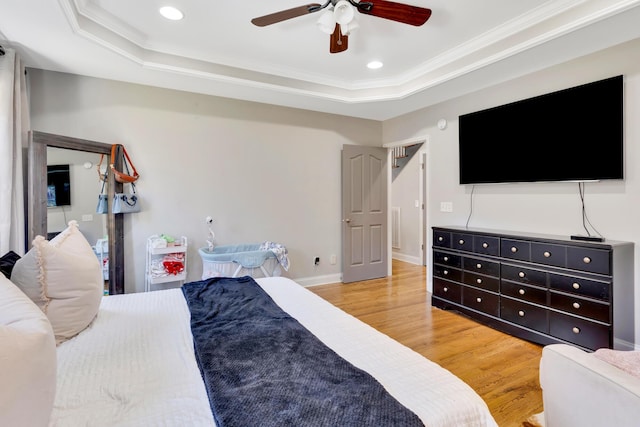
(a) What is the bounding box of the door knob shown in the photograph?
[343,218,351,223]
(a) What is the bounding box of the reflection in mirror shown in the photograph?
[46,147,109,292]
[28,131,124,294]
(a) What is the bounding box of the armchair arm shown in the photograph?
[540,344,640,427]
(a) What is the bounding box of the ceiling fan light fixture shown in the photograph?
[341,18,359,35]
[159,6,184,21]
[334,0,355,25]
[317,9,337,35]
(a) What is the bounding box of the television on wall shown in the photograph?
[47,164,71,207]
[458,75,624,185]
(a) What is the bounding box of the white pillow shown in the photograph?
[0,274,56,427]
[11,220,104,344]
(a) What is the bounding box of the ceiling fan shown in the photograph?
[251,0,432,53]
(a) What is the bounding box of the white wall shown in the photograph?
[383,38,640,347]
[28,69,382,292]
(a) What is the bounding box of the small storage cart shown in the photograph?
[145,235,187,292]
[93,238,109,281]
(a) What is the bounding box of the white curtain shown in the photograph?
[0,48,29,255]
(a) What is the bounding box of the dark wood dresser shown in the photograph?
[432,226,634,351]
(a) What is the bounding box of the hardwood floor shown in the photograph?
[308,260,543,427]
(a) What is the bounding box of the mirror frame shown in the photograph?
[28,131,125,294]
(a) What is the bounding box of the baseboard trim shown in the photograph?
[295,273,343,287]
[614,337,637,351]
[392,252,421,265]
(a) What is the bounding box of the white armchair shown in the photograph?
[540,344,640,427]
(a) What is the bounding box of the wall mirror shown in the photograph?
[28,131,124,294]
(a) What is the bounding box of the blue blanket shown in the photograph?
[182,276,424,427]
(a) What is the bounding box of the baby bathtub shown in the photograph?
[199,243,282,279]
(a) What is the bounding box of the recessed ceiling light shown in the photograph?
[159,6,184,21]
[367,61,383,70]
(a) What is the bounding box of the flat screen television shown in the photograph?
[47,164,71,207]
[458,75,624,184]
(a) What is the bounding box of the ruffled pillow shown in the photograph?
[11,220,103,344]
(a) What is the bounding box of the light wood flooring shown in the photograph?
[308,260,543,427]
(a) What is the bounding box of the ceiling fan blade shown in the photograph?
[330,24,349,53]
[251,4,322,27]
[357,0,432,26]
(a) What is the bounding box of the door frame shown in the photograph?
[383,135,429,276]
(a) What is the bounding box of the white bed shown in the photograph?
[51,277,497,427]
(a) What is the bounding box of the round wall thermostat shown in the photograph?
[437,119,447,130]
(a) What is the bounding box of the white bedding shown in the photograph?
[52,277,497,427]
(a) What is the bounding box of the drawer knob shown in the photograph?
[459,239,465,245]
[518,271,526,278]
[518,310,525,317]
[482,242,489,248]
[443,287,449,292]
[583,256,592,264]
[543,251,551,258]
[573,302,581,309]
[438,236,444,242]
[476,263,482,269]
[443,270,449,275]
[511,246,518,253]
[476,278,483,284]
[443,256,449,262]
[573,282,581,290]
[476,297,482,303]
[572,327,581,334]
[519,289,525,295]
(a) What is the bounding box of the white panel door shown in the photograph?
[342,145,388,283]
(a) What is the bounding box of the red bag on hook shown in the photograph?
[110,144,139,183]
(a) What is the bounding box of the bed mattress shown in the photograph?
[52,277,497,427]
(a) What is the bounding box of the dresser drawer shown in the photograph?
[567,247,611,275]
[433,230,451,248]
[452,232,473,252]
[501,239,530,261]
[463,256,499,277]
[463,287,499,317]
[531,242,567,268]
[463,272,500,292]
[549,293,610,323]
[473,235,500,256]
[501,282,547,306]
[433,278,461,304]
[501,298,548,334]
[433,265,461,282]
[549,311,611,350]
[501,264,547,287]
[548,273,610,301]
[434,251,462,268]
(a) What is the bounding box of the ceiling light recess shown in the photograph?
[159,6,184,21]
